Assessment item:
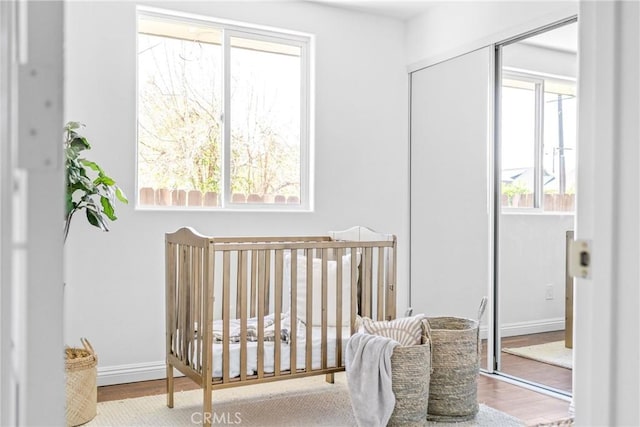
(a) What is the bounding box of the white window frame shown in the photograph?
[136,7,314,211]
[501,69,576,213]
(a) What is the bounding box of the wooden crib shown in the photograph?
[165,226,397,425]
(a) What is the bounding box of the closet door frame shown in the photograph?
[492,17,577,397]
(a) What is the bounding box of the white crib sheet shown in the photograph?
[211,325,351,379]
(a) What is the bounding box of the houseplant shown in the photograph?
[64,121,128,242]
[63,121,128,425]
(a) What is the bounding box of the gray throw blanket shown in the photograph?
[346,332,399,427]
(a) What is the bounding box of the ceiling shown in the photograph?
[307,0,436,21]
[308,1,578,53]
[523,22,578,53]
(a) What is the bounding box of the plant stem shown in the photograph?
[64,210,76,243]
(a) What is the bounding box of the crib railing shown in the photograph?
[165,226,397,420]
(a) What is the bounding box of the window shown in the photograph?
[137,10,312,210]
[501,72,576,212]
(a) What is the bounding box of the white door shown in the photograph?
[573,1,640,424]
[409,47,494,370]
[0,2,65,425]
[0,2,13,423]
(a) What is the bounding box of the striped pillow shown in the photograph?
[360,314,424,346]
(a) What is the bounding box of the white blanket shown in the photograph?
[345,332,399,427]
[212,313,293,343]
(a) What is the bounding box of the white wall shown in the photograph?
[406,1,577,337]
[406,0,577,69]
[64,1,408,384]
[499,214,573,334]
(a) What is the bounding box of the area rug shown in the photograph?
[531,417,574,427]
[503,341,572,369]
[87,373,525,426]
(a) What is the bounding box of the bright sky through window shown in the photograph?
[137,12,311,209]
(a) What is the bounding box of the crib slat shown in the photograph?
[165,241,176,408]
[184,246,190,361]
[222,251,231,383]
[274,250,283,376]
[166,242,176,357]
[202,244,214,415]
[305,252,312,372]
[250,250,258,318]
[377,247,384,320]
[264,250,271,314]
[236,252,242,320]
[290,250,298,374]
[179,246,189,361]
[188,246,195,367]
[239,251,248,382]
[362,247,373,318]
[335,247,343,368]
[195,246,202,373]
[257,250,266,378]
[321,249,328,370]
[175,247,182,360]
[350,248,357,334]
[188,247,193,367]
[386,241,397,320]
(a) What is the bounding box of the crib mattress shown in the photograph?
[211,325,351,379]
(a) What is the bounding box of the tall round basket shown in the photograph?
[65,338,97,426]
[388,338,431,427]
[425,298,487,422]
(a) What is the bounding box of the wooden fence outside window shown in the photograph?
[139,188,300,207]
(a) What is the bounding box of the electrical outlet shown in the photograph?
[545,284,554,300]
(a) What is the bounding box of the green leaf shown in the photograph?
[85,208,100,228]
[80,159,104,174]
[70,136,90,151]
[65,121,83,132]
[85,207,109,232]
[95,175,115,186]
[73,176,95,192]
[101,185,115,201]
[100,196,117,221]
[115,187,128,204]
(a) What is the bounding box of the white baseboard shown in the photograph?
[97,361,182,386]
[479,317,565,340]
[99,318,565,386]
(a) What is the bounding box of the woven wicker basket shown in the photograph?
[425,298,487,422]
[65,338,97,427]
[388,337,431,427]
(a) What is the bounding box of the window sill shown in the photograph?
[501,209,574,217]
[134,205,313,214]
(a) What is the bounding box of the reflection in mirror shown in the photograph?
[496,20,577,395]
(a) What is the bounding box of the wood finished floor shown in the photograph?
[98,331,572,426]
[496,330,572,394]
[479,331,572,425]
